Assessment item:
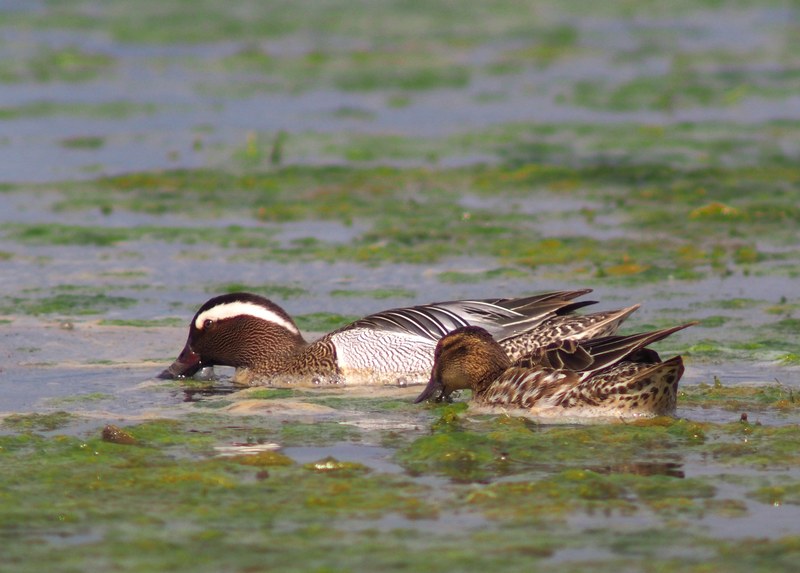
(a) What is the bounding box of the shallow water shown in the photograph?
[2,1,800,571]
[2,6,800,183]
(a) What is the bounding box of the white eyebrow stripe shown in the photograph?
[195,301,300,335]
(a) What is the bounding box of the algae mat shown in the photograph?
[1,1,800,571]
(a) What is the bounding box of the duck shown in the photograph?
[158,289,640,387]
[414,322,696,420]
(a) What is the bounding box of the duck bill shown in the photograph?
[413,373,443,404]
[157,342,202,379]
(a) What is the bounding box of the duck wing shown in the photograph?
[479,367,581,407]
[338,290,594,342]
[476,288,592,313]
[516,322,696,375]
[501,304,639,362]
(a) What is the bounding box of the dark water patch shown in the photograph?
[60,135,105,149]
[181,381,239,403]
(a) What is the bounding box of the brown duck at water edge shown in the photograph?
[158,289,640,387]
[414,322,697,421]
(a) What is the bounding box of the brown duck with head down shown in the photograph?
[414,322,696,420]
[158,289,640,387]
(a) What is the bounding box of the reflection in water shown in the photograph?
[181,384,238,402]
[214,442,281,457]
[495,453,684,479]
[592,461,684,479]
[180,370,239,402]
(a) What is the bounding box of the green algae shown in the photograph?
[209,282,308,298]
[98,318,184,327]
[5,223,279,249]
[2,403,800,572]
[683,332,800,364]
[438,267,529,284]
[11,150,796,281]
[294,312,358,333]
[750,482,800,506]
[2,412,77,432]
[0,293,137,316]
[240,388,296,401]
[59,136,105,150]
[0,46,114,83]
[0,421,434,550]
[708,427,800,469]
[398,407,708,482]
[47,393,112,406]
[0,101,157,120]
[335,65,471,92]
[280,422,361,447]
[680,383,799,412]
[572,67,800,112]
[330,288,415,300]
[230,450,294,467]
[302,394,419,414]
[7,224,130,246]
[3,116,796,280]
[465,470,716,521]
[780,354,800,365]
[2,1,800,570]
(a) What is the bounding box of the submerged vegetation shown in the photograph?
[2,395,800,571]
[0,293,137,316]
[7,157,799,272]
[1,0,800,571]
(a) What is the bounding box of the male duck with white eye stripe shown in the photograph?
[158,290,641,387]
[414,322,696,420]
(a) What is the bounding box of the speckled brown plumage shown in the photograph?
[415,323,694,419]
[250,337,342,385]
[478,357,683,416]
[499,304,640,362]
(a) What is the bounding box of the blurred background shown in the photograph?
[1,0,798,386]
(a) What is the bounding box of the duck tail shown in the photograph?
[555,355,685,416]
[613,355,685,416]
[581,322,696,374]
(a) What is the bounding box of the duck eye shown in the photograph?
[203,319,214,329]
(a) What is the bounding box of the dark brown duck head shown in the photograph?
[414,325,511,403]
[158,292,307,379]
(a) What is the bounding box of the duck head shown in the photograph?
[158,292,306,379]
[414,325,511,403]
